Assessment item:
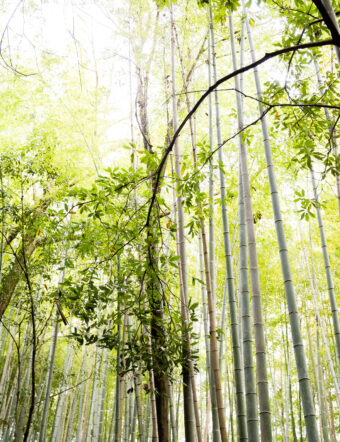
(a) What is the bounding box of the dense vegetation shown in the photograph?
[0,0,339,440]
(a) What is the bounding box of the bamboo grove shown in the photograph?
[0,0,339,440]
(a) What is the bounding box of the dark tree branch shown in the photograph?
[145,38,334,227]
[312,0,340,45]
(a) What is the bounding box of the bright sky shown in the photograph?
[1,0,134,164]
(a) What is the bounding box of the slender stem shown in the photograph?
[243,4,320,440]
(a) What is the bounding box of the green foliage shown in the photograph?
[197,0,240,11]
[0,0,339,438]
[294,188,319,221]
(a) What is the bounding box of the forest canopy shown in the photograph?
[0,0,339,441]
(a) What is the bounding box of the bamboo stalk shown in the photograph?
[242,4,320,439]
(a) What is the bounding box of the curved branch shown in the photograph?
[145,38,334,226]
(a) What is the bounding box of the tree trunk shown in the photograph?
[243,6,320,440]
[209,7,244,441]
[51,343,74,442]
[310,168,340,365]
[207,29,222,442]
[229,13,263,442]
[169,4,196,440]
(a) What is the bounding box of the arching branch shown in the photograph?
[145,38,334,227]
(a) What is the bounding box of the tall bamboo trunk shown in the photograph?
[51,343,74,442]
[266,338,285,440]
[64,374,80,441]
[134,371,144,441]
[316,323,330,442]
[242,5,319,440]
[209,6,245,440]
[304,319,318,440]
[310,168,340,365]
[39,255,67,441]
[96,346,108,441]
[149,370,159,441]
[207,30,222,442]
[199,237,221,442]
[169,4,196,440]
[76,348,88,442]
[304,217,340,408]
[39,310,59,441]
[229,13,262,442]
[230,13,272,440]
[86,344,101,441]
[201,202,228,442]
